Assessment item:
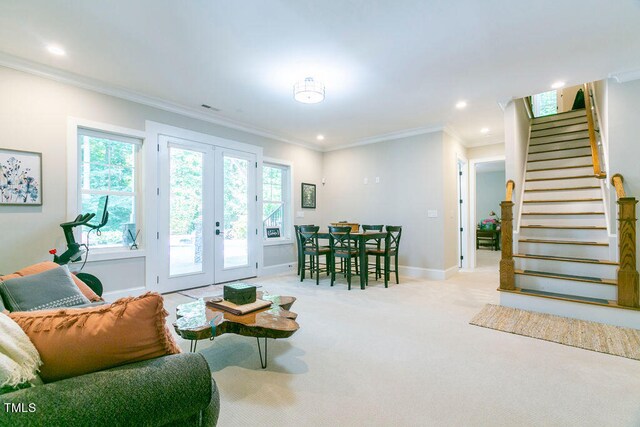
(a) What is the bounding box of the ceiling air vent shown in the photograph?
[201,104,220,111]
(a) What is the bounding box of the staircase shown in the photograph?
[499,108,640,328]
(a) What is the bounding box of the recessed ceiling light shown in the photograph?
[455,101,467,109]
[316,134,325,141]
[551,81,565,89]
[481,128,490,134]
[46,44,66,56]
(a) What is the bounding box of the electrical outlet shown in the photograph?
[296,211,305,218]
[428,210,438,218]
[375,176,380,183]
[363,177,368,185]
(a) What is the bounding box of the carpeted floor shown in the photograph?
[163,256,640,427]
[470,304,640,360]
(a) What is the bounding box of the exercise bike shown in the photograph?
[51,196,109,296]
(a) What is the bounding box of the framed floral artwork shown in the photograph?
[301,182,316,209]
[0,149,42,206]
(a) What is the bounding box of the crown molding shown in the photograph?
[323,124,445,152]
[0,52,323,152]
[608,69,640,84]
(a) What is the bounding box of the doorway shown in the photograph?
[469,157,505,269]
[146,122,262,294]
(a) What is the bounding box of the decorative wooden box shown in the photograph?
[223,283,257,305]
[330,222,360,233]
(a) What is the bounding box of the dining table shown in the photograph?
[315,231,389,289]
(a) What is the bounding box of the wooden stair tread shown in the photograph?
[530,129,590,139]
[528,154,591,163]
[529,137,590,147]
[523,198,603,203]
[527,164,592,172]
[514,269,616,285]
[528,145,591,155]
[526,175,596,182]
[521,211,604,215]
[519,238,608,246]
[524,186,600,192]
[498,287,640,311]
[513,253,617,265]
[520,225,606,230]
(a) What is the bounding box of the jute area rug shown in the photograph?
[470,304,640,361]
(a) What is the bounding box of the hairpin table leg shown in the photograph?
[256,337,268,369]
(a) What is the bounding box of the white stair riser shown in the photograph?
[525,177,599,190]
[531,117,587,130]
[531,110,586,124]
[520,216,607,227]
[519,227,608,241]
[527,147,591,161]
[524,188,601,200]
[526,166,594,179]
[515,275,617,300]
[522,201,604,213]
[518,241,609,259]
[530,131,590,144]
[500,292,640,329]
[529,139,591,154]
[527,156,592,169]
[515,258,617,280]
[530,123,589,137]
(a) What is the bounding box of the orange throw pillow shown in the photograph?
[9,292,181,383]
[14,261,102,302]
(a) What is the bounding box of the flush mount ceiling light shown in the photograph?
[294,77,325,104]
[46,44,66,56]
[455,101,467,109]
[551,81,565,89]
[481,127,490,134]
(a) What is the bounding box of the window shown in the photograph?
[262,163,290,241]
[532,90,558,117]
[78,128,141,248]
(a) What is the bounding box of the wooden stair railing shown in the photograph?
[500,180,516,290]
[584,83,606,179]
[611,173,640,308]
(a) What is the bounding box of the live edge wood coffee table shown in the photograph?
[173,291,299,368]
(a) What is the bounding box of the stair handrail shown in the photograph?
[611,173,639,308]
[523,96,534,119]
[499,180,516,291]
[583,83,606,179]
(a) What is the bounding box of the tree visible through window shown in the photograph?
[532,90,558,117]
[79,130,140,247]
[263,164,288,239]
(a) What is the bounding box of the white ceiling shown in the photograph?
[1,1,639,150]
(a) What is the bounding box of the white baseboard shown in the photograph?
[102,286,147,302]
[399,265,459,281]
[261,262,297,276]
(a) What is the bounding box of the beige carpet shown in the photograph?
[163,267,640,427]
[471,304,640,361]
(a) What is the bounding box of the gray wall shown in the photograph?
[0,66,323,292]
[476,170,506,224]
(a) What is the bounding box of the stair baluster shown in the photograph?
[612,174,640,308]
[500,180,516,290]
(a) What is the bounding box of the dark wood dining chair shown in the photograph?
[362,224,384,280]
[299,225,331,285]
[366,225,402,287]
[294,225,315,276]
[328,226,359,289]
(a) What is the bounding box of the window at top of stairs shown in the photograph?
[532,90,558,117]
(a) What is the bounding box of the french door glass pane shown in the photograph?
[224,156,249,268]
[169,147,204,276]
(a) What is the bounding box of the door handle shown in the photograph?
[216,229,223,236]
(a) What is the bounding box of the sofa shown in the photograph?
[0,266,220,426]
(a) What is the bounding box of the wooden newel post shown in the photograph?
[500,200,515,290]
[617,197,640,308]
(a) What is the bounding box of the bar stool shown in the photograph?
[328,226,359,290]
[299,225,331,285]
[362,224,384,280]
[367,225,402,287]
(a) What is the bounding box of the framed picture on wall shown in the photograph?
[0,148,42,206]
[301,182,316,209]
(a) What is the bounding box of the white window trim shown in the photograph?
[262,157,294,246]
[67,117,147,261]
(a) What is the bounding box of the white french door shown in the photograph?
[156,135,258,293]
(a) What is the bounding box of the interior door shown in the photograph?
[157,136,214,292]
[214,148,258,283]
